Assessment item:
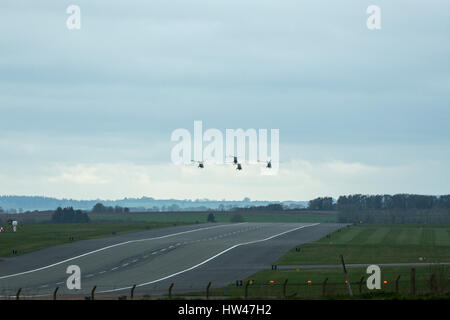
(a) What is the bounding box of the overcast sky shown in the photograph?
[0,1,449,201]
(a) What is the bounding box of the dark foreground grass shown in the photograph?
[276,224,450,265]
[183,265,450,299]
[0,222,189,257]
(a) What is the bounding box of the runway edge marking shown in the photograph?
[0,223,246,280]
[98,223,320,293]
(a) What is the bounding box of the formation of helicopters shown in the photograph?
[191,156,272,171]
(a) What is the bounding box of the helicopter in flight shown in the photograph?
[227,155,243,170]
[189,155,274,172]
[191,160,205,169]
[259,159,272,169]
[225,155,238,165]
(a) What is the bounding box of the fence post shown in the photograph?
[340,255,353,297]
[168,283,174,299]
[410,268,416,296]
[244,281,250,299]
[16,288,22,300]
[53,287,59,300]
[91,285,97,300]
[358,276,365,294]
[322,278,328,296]
[130,284,136,300]
[206,282,212,300]
[395,275,401,293]
[429,274,436,293]
[282,279,288,298]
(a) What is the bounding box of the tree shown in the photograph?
[207,213,216,223]
[308,197,334,210]
[51,207,90,223]
[92,203,106,213]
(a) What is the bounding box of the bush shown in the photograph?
[51,207,90,223]
[207,213,216,223]
[230,214,245,223]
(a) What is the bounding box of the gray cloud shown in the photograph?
[0,0,449,200]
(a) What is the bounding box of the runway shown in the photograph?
[0,222,344,298]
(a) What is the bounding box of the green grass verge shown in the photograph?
[0,222,189,257]
[186,265,450,299]
[276,224,450,265]
[89,212,337,224]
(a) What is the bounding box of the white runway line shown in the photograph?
[99,223,320,294]
[0,223,245,280]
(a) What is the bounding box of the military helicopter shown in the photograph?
[191,160,205,169]
[258,159,272,169]
[227,155,243,170]
[226,155,238,165]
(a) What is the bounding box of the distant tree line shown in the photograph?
[336,194,450,211]
[234,204,284,212]
[51,207,90,223]
[92,203,130,214]
[308,197,334,210]
[308,194,450,211]
[334,194,450,224]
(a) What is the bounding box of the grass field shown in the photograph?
[191,265,450,299]
[0,222,189,257]
[276,224,450,265]
[89,211,337,224]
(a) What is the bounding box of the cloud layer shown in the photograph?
[0,1,449,200]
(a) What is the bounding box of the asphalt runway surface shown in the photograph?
[0,222,345,298]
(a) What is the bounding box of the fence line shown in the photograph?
[1,268,449,300]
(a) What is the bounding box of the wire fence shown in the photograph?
[1,267,449,300]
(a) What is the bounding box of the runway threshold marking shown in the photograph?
[0,223,246,280]
[98,223,320,294]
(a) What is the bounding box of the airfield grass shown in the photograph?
[182,224,450,299]
[186,265,450,299]
[0,222,189,257]
[276,224,450,265]
[89,211,337,224]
